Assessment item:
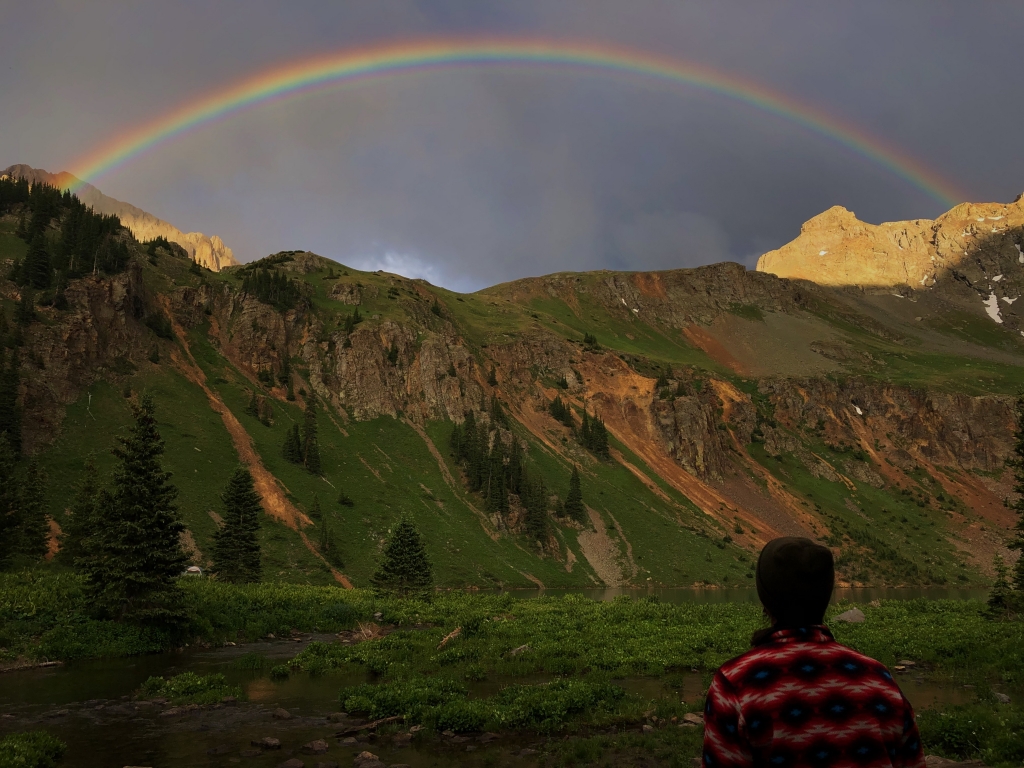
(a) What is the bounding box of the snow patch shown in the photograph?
[919,274,930,286]
[620,298,627,306]
[994,274,1004,281]
[891,293,904,299]
[988,216,1004,221]
[631,308,639,315]
[984,293,1004,323]
[1002,296,1018,304]
[853,405,863,416]
[976,217,986,222]
[818,250,828,256]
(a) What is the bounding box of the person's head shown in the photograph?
[755,537,835,630]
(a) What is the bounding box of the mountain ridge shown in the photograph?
[0,164,238,271]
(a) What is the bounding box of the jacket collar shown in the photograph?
[765,625,835,645]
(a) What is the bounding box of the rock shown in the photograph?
[273,707,294,719]
[925,757,985,768]
[314,763,339,768]
[642,724,654,733]
[207,745,234,755]
[478,732,500,743]
[392,733,412,746]
[302,740,329,755]
[353,752,385,768]
[339,737,358,747]
[833,608,866,623]
[44,709,69,718]
[241,750,262,757]
[682,713,704,725]
[326,712,348,722]
[518,749,538,756]
[252,737,282,750]
[158,707,182,717]
[221,696,238,705]
[408,725,424,733]
[897,660,916,667]
[995,692,1011,704]
[277,760,304,768]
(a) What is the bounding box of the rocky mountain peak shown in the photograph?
[0,164,239,271]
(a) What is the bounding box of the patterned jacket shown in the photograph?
[702,625,925,768]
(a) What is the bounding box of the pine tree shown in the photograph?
[371,518,433,595]
[23,236,52,289]
[13,462,49,562]
[211,467,262,584]
[83,394,188,627]
[1006,392,1024,593]
[283,424,302,463]
[488,366,498,386]
[988,554,1013,616]
[522,473,548,543]
[563,466,586,525]
[245,390,260,418]
[0,350,21,456]
[317,498,339,565]
[308,494,323,521]
[302,397,322,475]
[337,489,355,507]
[0,435,19,569]
[58,458,100,567]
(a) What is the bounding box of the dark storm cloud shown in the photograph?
[2,1,1022,291]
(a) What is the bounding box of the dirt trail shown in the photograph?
[162,304,352,587]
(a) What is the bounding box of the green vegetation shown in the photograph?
[0,731,66,768]
[139,671,241,705]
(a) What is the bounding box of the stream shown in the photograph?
[0,589,996,767]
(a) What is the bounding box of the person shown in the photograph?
[702,537,925,768]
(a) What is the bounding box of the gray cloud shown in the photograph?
[2,1,1022,291]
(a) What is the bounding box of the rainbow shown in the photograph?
[68,39,963,207]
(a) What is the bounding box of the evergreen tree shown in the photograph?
[308,494,323,521]
[302,397,322,475]
[522,473,548,543]
[371,518,433,595]
[1006,392,1024,593]
[12,462,49,562]
[317,499,340,566]
[563,466,586,524]
[988,554,1013,615]
[83,395,187,627]
[430,298,443,317]
[337,489,355,507]
[0,350,21,456]
[488,366,498,386]
[283,424,302,463]
[0,435,19,569]
[23,236,52,289]
[211,467,262,584]
[58,459,100,567]
[549,396,574,429]
[580,407,610,458]
[245,390,260,418]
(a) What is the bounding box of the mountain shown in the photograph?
[0,165,238,271]
[1,178,1020,590]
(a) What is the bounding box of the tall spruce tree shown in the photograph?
[84,394,188,627]
[211,467,262,584]
[13,462,49,562]
[283,424,302,463]
[302,397,322,475]
[58,459,100,567]
[0,435,19,569]
[371,518,433,595]
[1006,392,1024,593]
[522,473,548,543]
[563,465,586,525]
[0,349,21,456]
[988,554,1013,615]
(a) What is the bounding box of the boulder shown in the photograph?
[833,608,866,623]
[277,760,304,768]
[302,740,329,755]
[353,752,385,768]
[994,692,1011,704]
[273,707,294,720]
[252,737,282,750]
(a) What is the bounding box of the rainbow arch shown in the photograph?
[68,38,963,207]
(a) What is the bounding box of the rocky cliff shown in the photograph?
[1,164,238,271]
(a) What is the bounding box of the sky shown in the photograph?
[2,1,1023,292]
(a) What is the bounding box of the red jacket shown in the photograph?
[702,625,925,768]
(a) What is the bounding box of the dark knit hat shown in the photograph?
[755,537,835,627]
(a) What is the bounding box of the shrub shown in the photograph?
[139,672,241,705]
[0,732,66,768]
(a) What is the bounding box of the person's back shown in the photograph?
[702,537,924,768]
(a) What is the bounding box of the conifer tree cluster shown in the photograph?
[580,408,610,458]
[549,396,575,429]
[1,176,128,288]
[0,348,22,456]
[245,390,273,425]
[371,518,432,594]
[211,467,262,583]
[240,266,302,311]
[563,465,587,524]
[449,403,550,541]
[343,307,363,335]
[282,397,322,474]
